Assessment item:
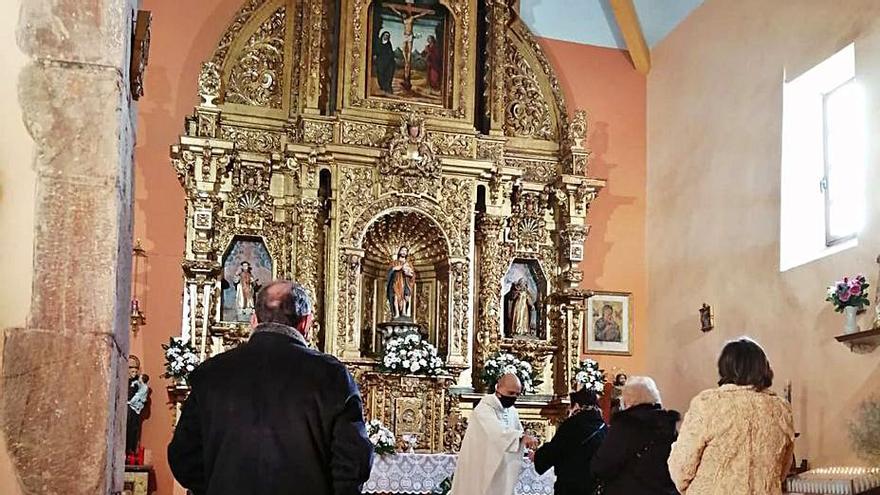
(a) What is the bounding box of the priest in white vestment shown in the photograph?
[451,373,539,495]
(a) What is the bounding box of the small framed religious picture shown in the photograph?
[584,291,632,355]
[699,303,714,332]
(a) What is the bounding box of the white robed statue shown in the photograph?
[450,373,539,495]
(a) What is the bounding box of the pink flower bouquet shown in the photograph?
[826,274,871,312]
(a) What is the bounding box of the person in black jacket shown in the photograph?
[531,387,607,495]
[590,376,680,495]
[168,281,374,495]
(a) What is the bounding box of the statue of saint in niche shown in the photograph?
[386,246,416,320]
[509,278,536,338]
[234,261,259,311]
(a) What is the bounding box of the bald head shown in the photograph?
[254,281,312,330]
[495,372,522,397]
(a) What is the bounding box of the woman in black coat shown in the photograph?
[591,376,680,495]
[531,387,607,495]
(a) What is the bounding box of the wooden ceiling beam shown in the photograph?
[609,0,651,74]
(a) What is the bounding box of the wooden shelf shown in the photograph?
[835,328,880,353]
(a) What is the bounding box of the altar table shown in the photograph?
[363,453,555,495]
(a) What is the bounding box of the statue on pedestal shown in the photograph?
[386,246,416,321]
[509,278,535,338]
[126,355,151,460]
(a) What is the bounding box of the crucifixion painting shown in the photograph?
[369,0,449,106]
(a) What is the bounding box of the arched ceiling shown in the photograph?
[520,0,704,49]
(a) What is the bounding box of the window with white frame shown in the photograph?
[780,43,865,272]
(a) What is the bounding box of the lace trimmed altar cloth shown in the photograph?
[363,452,555,495]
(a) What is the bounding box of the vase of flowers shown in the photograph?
[162,337,200,384]
[826,274,870,334]
[380,333,445,375]
[367,419,396,456]
[481,352,540,394]
[573,358,607,395]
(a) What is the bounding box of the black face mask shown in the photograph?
[498,394,517,409]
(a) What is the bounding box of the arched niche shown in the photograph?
[359,210,451,356]
[219,235,274,323]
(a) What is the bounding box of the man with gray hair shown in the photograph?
[168,280,374,495]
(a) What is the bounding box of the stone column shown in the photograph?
[2,0,138,493]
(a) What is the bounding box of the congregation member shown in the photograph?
[168,281,374,495]
[531,387,607,495]
[591,376,680,495]
[668,338,795,495]
[451,373,539,495]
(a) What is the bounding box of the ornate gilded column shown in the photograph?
[447,258,470,367]
[300,0,328,113]
[484,0,510,135]
[297,197,323,318]
[338,247,364,359]
[473,214,509,389]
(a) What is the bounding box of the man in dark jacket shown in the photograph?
[168,281,374,495]
[591,376,679,495]
[532,388,607,495]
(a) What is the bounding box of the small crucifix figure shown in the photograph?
[385,2,435,90]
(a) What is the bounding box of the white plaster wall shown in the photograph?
[647,0,880,465]
[0,0,35,492]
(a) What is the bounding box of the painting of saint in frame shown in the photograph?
[367,0,451,106]
[221,237,273,322]
[584,291,632,355]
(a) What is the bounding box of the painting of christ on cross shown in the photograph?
[368,0,450,106]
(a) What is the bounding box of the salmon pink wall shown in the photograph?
[538,39,648,376]
[134,1,243,494]
[132,5,647,493]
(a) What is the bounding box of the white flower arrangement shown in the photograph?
[381,333,445,375]
[481,352,539,394]
[162,337,200,381]
[367,419,396,456]
[574,358,606,395]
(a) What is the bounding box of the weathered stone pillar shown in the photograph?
[2,0,137,493]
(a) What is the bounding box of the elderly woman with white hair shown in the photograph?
[590,376,680,495]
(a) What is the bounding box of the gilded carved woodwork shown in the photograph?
[503,34,553,140]
[170,0,610,447]
[225,7,286,108]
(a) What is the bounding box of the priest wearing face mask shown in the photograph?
[450,373,539,495]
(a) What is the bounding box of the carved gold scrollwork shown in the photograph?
[503,35,553,140]
[220,126,282,152]
[508,192,549,254]
[341,121,392,147]
[198,62,222,107]
[568,110,588,149]
[474,214,512,390]
[429,132,476,158]
[226,7,286,108]
[380,114,441,179]
[296,198,323,306]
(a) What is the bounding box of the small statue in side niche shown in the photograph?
[509,278,536,338]
[126,356,151,460]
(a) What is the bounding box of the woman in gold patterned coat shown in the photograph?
[668,338,795,495]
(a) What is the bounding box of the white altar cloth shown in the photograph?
[363,452,555,495]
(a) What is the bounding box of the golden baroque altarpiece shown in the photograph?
[170,0,605,451]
